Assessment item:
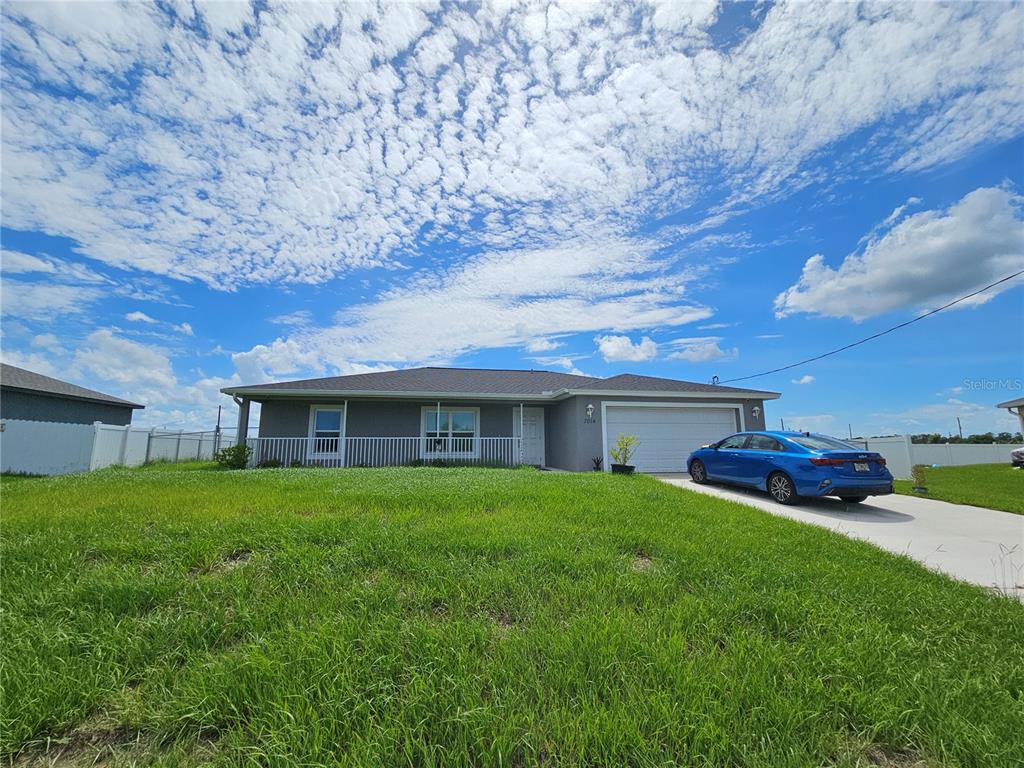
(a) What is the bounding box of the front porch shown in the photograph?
[236,397,546,468]
[245,435,523,468]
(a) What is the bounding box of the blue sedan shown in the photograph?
[687,431,894,505]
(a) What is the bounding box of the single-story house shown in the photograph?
[222,367,779,473]
[0,363,144,426]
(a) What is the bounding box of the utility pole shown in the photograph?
[848,423,853,439]
[956,416,963,440]
[780,417,786,430]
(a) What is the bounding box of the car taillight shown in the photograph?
[809,457,845,466]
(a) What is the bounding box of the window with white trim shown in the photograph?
[421,407,478,456]
[310,408,343,455]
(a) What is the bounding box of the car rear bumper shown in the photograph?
[822,484,893,497]
[794,473,894,497]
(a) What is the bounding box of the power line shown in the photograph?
[717,269,1024,385]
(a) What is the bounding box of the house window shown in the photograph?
[311,408,343,455]
[421,407,478,456]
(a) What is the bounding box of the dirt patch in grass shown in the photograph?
[865,744,929,767]
[487,608,518,634]
[12,718,141,767]
[13,717,221,767]
[212,549,252,572]
[631,553,655,572]
[191,549,252,577]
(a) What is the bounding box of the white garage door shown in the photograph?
[604,405,739,473]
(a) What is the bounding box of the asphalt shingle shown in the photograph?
[226,367,776,398]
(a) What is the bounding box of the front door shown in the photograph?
[513,407,545,466]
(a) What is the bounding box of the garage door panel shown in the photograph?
[605,406,738,473]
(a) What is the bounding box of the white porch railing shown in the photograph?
[246,436,522,468]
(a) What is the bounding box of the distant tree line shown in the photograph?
[910,432,1022,444]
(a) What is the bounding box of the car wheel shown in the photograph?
[767,472,799,505]
[690,459,708,484]
[839,495,867,504]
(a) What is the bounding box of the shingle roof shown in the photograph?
[231,367,602,395]
[0,363,144,408]
[223,366,777,399]
[585,373,775,395]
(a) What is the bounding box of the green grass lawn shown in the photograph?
[894,463,1024,515]
[2,466,1022,767]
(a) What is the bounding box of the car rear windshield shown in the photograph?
[787,434,859,451]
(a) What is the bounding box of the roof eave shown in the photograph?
[220,387,561,401]
[561,387,781,400]
[2,384,144,409]
[221,386,780,401]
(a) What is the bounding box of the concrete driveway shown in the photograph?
[657,475,1024,599]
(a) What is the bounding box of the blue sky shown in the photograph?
[1,1,1022,436]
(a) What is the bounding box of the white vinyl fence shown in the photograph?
[852,435,1022,479]
[0,419,229,476]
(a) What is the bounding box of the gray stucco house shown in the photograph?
[0,363,144,426]
[223,367,778,473]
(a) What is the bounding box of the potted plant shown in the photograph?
[911,464,928,494]
[610,434,639,475]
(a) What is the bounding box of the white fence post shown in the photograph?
[174,429,183,462]
[119,424,131,465]
[88,421,103,471]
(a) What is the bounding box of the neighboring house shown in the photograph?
[222,367,779,473]
[0,363,144,426]
[997,396,1024,435]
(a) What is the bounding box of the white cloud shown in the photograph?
[269,310,313,327]
[756,334,783,339]
[1,249,55,274]
[665,336,738,363]
[775,186,1024,321]
[1,279,101,320]
[31,333,61,352]
[792,374,815,385]
[0,348,62,377]
[229,237,711,379]
[125,311,194,336]
[126,311,158,324]
[697,322,736,330]
[0,2,1019,291]
[525,338,562,353]
[595,335,658,363]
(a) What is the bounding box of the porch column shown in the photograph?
[234,396,250,446]
[519,403,524,463]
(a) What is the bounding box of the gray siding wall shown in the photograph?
[258,399,521,438]
[544,400,576,470]
[0,389,135,426]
